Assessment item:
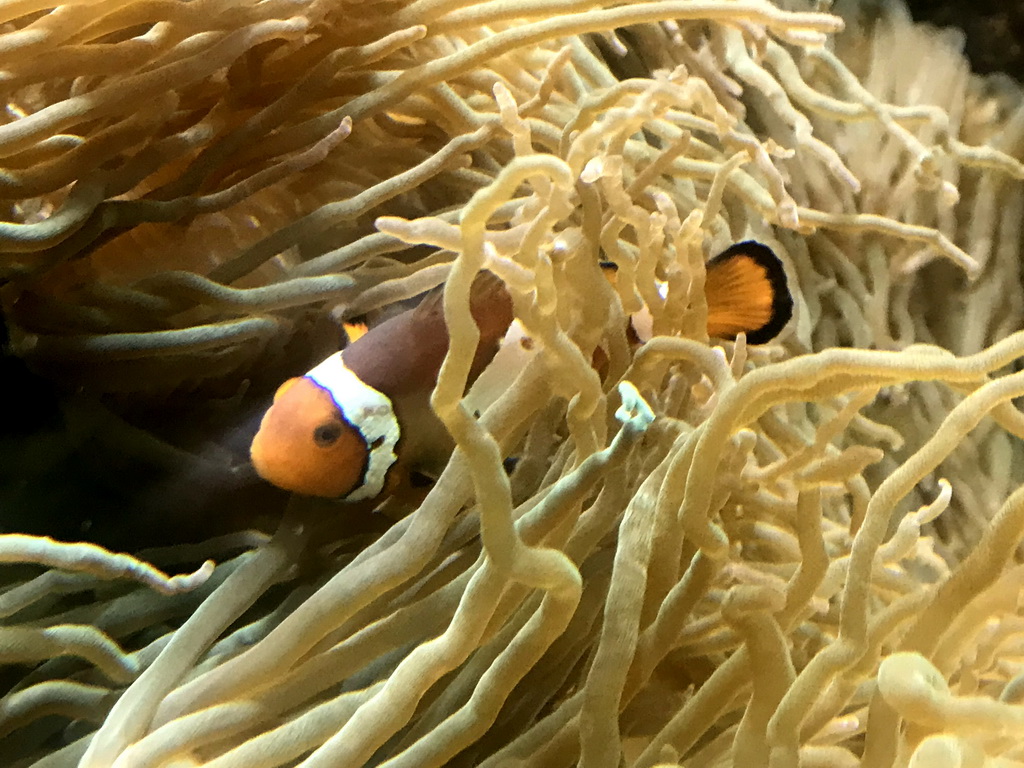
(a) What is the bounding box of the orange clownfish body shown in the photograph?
[251,243,792,500]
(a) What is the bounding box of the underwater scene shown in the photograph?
[2,0,1024,766]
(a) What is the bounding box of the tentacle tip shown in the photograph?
[615,380,655,430]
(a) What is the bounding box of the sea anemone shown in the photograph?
[2,1,1024,767]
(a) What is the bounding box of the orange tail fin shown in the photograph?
[704,241,792,344]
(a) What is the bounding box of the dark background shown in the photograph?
[906,0,1024,78]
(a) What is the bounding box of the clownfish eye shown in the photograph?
[313,421,344,447]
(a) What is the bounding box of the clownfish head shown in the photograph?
[249,353,401,500]
[250,376,368,498]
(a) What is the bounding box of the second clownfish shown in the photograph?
[250,241,793,500]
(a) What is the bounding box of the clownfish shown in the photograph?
[250,241,792,500]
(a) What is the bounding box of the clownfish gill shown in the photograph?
[250,243,792,500]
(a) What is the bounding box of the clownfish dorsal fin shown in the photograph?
[343,320,369,345]
[410,281,445,322]
[411,270,514,343]
[704,240,793,344]
[467,270,514,340]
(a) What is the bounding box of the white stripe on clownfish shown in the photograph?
[304,352,400,502]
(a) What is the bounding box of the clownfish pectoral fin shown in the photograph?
[704,241,793,344]
[408,270,513,337]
